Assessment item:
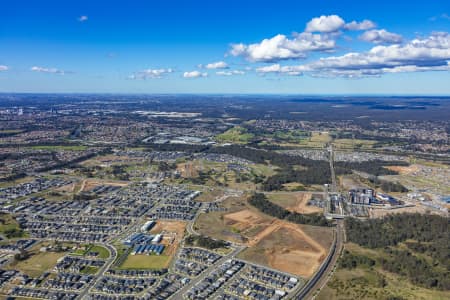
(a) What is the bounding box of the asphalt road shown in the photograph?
[294,219,344,300]
[170,245,245,299]
[77,243,118,299]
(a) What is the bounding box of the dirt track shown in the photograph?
[287,193,323,214]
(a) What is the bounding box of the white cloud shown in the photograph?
[256,64,303,76]
[360,29,403,44]
[78,15,88,22]
[305,15,345,33]
[344,20,376,31]
[230,32,336,62]
[0,65,8,71]
[230,15,379,62]
[30,66,68,74]
[216,70,245,76]
[204,61,229,69]
[306,15,376,32]
[129,68,173,79]
[255,32,450,78]
[183,71,208,78]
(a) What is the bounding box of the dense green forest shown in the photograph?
[345,214,450,290]
[249,193,331,226]
[340,250,376,269]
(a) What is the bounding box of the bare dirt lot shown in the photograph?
[81,154,136,167]
[195,195,257,244]
[238,222,332,278]
[369,205,444,218]
[150,220,186,257]
[196,195,333,278]
[77,178,128,193]
[385,165,420,175]
[224,209,268,232]
[266,192,323,214]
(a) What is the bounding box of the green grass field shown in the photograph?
[71,244,110,259]
[89,245,110,259]
[119,254,171,270]
[7,251,66,277]
[215,126,254,144]
[80,265,99,274]
[0,213,26,238]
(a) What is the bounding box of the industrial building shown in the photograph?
[141,220,155,232]
[348,189,374,205]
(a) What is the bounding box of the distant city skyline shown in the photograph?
[1,0,450,94]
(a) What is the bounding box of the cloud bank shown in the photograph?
[256,32,450,78]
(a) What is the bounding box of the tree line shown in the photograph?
[248,193,331,226]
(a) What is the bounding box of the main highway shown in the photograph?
[292,219,344,300]
[293,142,345,299]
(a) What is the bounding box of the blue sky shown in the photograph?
[1,0,450,94]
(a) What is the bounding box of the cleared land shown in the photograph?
[7,251,67,277]
[81,154,137,167]
[368,205,443,218]
[266,192,323,214]
[150,220,186,258]
[194,187,225,202]
[77,178,128,193]
[119,254,171,270]
[384,163,450,195]
[195,195,270,244]
[196,195,332,277]
[215,126,254,144]
[238,223,332,278]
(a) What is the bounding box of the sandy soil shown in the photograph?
[150,220,186,257]
[240,222,329,278]
[267,225,327,277]
[369,205,444,218]
[177,162,199,178]
[385,165,420,175]
[224,209,268,232]
[55,182,77,193]
[286,193,323,214]
[246,220,283,247]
